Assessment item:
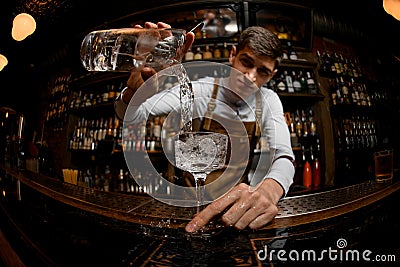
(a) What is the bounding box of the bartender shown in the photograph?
[114,22,294,233]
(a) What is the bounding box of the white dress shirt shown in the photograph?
[115,76,295,196]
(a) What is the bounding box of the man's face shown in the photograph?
[228,46,277,99]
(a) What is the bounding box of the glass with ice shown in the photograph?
[80,28,186,72]
[174,132,228,213]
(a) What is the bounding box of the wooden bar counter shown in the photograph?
[1,165,399,266]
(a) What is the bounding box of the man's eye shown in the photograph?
[259,69,271,77]
[240,58,253,67]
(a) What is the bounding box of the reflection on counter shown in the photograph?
[0,165,399,266]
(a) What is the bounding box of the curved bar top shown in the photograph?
[2,165,399,231]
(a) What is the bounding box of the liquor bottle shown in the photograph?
[281,46,288,60]
[309,109,319,151]
[213,44,221,59]
[287,41,298,60]
[311,149,321,189]
[338,53,345,75]
[321,51,333,77]
[302,149,312,189]
[339,77,351,104]
[267,78,277,92]
[289,116,299,148]
[202,45,213,60]
[276,73,287,92]
[301,109,310,147]
[103,165,111,192]
[295,110,303,141]
[333,52,342,76]
[74,91,82,109]
[103,85,109,102]
[284,70,294,93]
[292,70,302,93]
[153,116,161,150]
[328,79,338,106]
[118,169,125,192]
[194,47,203,60]
[335,78,344,104]
[327,52,336,77]
[306,71,317,94]
[316,50,328,76]
[299,70,308,92]
[222,42,230,58]
[184,46,194,61]
[343,57,352,78]
[350,58,359,78]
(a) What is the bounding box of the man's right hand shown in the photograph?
[122,22,194,104]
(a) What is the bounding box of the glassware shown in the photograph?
[174,131,228,214]
[80,28,186,72]
[374,149,394,182]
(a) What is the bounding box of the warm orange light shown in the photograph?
[11,13,37,41]
[383,0,400,20]
[0,54,8,71]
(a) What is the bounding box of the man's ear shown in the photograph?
[229,45,237,65]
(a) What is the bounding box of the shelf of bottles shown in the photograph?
[69,82,123,112]
[121,115,165,153]
[286,108,321,191]
[265,44,323,100]
[68,162,172,195]
[45,72,72,132]
[67,113,174,195]
[315,49,389,184]
[183,41,234,62]
[68,115,122,152]
[268,66,319,95]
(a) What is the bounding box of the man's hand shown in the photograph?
[122,22,194,104]
[185,178,284,232]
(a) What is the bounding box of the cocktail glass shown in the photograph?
[174,131,228,215]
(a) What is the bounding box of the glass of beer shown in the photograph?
[374,149,394,182]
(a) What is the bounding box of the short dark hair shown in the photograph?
[238,26,282,69]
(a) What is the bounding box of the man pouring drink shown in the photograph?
[114,21,295,233]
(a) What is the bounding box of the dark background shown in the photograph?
[0,0,399,114]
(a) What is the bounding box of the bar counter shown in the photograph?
[1,165,399,266]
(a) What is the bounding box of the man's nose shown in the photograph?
[245,68,257,82]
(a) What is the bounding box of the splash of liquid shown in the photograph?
[173,64,193,132]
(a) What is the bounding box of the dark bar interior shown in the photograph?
[1,1,400,266]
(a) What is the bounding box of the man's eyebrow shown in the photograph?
[239,53,254,62]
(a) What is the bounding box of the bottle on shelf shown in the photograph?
[339,77,352,104]
[292,70,302,93]
[276,73,287,92]
[202,44,213,60]
[118,169,125,192]
[222,42,230,58]
[289,116,299,148]
[184,46,194,61]
[302,148,312,189]
[311,149,321,189]
[194,47,203,60]
[287,41,298,60]
[108,84,116,101]
[295,110,303,142]
[284,70,294,93]
[306,71,317,94]
[299,70,308,92]
[213,43,221,59]
[333,52,342,76]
